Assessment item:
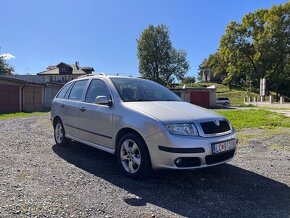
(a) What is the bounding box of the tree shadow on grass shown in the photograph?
[52,141,290,218]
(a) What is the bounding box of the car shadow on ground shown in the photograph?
[52,141,290,217]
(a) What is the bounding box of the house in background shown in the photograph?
[37,61,94,84]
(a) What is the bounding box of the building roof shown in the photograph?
[0,75,62,86]
[10,75,46,83]
[37,62,94,75]
[56,62,72,68]
[81,67,94,70]
[38,68,89,75]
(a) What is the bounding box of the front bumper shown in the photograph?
[144,130,237,170]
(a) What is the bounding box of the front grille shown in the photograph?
[205,149,235,165]
[200,120,231,135]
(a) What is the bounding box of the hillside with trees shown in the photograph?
[198,2,290,99]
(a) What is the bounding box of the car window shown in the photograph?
[110,78,181,102]
[68,80,88,101]
[56,83,72,99]
[85,79,111,103]
[64,84,74,99]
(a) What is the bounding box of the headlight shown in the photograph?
[165,124,199,136]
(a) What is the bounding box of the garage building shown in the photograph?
[170,86,216,108]
[0,75,62,113]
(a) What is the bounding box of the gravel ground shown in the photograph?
[0,115,290,218]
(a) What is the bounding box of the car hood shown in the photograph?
[125,101,223,123]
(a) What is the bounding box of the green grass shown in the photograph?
[215,109,290,130]
[0,112,49,120]
[215,84,260,106]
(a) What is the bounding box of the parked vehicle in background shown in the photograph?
[51,75,237,178]
[216,97,230,105]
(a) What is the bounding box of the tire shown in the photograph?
[117,133,152,179]
[54,120,71,146]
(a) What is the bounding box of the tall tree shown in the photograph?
[137,24,189,85]
[0,51,14,75]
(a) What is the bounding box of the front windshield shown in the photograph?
[110,77,181,102]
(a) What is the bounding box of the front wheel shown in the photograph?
[117,133,152,178]
[54,120,70,146]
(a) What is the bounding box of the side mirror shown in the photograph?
[95,96,113,107]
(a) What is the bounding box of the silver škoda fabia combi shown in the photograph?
[51,75,237,178]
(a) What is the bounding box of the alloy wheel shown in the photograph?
[55,123,64,144]
[120,139,141,174]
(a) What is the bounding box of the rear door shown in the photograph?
[77,79,114,149]
[62,79,89,137]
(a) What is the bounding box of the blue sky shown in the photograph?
[0,0,287,77]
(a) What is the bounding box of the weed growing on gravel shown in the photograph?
[0,112,49,120]
[215,109,290,130]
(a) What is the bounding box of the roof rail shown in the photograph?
[78,73,106,78]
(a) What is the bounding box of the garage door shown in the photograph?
[23,86,43,111]
[190,91,210,108]
[45,87,61,108]
[0,84,20,113]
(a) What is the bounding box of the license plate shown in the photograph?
[212,139,236,155]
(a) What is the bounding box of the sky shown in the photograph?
[0,0,288,77]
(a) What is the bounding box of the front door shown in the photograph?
[77,79,114,149]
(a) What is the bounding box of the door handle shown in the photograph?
[61,104,65,108]
[80,107,86,112]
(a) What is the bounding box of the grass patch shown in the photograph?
[0,112,49,120]
[258,106,290,110]
[215,109,290,130]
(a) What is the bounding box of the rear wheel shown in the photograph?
[117,133,152,178]
[54,120,70,146]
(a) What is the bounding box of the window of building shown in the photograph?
[60,67,67,73]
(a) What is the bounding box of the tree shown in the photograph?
[0,50,14,75]
[200,2,290,97]
[182,76,196,84]
[137,24,189,86]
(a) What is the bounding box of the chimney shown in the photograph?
[75,61,79,69]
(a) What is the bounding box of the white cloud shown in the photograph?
[0,53,15,60]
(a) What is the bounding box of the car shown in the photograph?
[216,97,230,105]
[51,75,237,178]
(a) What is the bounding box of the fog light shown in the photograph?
[174,157,201,167]
[174,158,183,167]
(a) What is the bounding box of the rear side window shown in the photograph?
[85,79,111,103]
[68,80,88,101]
[56,83,72,99]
